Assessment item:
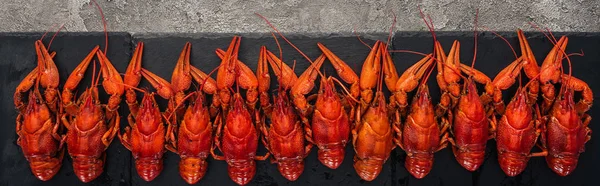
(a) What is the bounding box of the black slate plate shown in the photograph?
[0,32,598,186]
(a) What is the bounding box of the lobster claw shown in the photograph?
[62,46,100,116]
[215,48,259,108]
[358,41,382,108]
[124,42,144,115]
[393,54,434,112]
[382,43,398,92]
[96,50,125,115]
[171,42,193,105]
[141,68,174,100]
[317,43,360,99]
[290,54,326,114]
[265,49,298,90]
[257,46,271,109]
[539,36,568,84]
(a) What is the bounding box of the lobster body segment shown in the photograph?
[257,47,309,181]
[15,40,65,181]
[495,90,540,176]
[120,92,167,181]
[543,89,591,176]
[451,81,490,171]
[17,92,65,181]
[311,78,351,169]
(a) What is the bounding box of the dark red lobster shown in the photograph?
[211,36,269,185]
[14,39,63,181]
[256,45,311,181]
[119,42,174,181]
[164,42,220,184]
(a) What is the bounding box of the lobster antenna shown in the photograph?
[353,24,372,49]
[331,77,359,103]
[255,13,327,80]
[469,9,479,72]
[418,6,437,45]
[90,0,109,53]
[47,24,65,51]
[269,32,285,92]
[386,10,396,49]
[528,22,557,45]
[479,26,518,59]
[40,24,57,41]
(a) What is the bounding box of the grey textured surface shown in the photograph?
[1,0,600,35]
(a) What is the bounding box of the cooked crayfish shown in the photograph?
[535,31,592,176]
[164,46,219,184]
[353,41,395,181]
[119,44,173,181]
[60,47,123,182]
[14,40,64,181]
[211,36,269,185]
[487,30,545,177]
[257,46,311,181]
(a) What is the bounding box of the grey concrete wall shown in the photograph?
[2,0,599,34]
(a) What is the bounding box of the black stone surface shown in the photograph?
[0,32,598,186]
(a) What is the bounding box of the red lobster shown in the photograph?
[119,43,174,181]
[211,36,269,185]
[257,46,311,181]
[164,43,220,184]
[536,32,592,176]
[389,46,450,178]
[60,47,123,182]
[14,40,64,181]
[353,41,395,181]
[489,30,545,176]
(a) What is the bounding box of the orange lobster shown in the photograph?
[211,36,269,185]
[214,36,259,113]
[388,45,450,178]
[353,41,395,181]
[14,40,64,181]
[256,14,359,169]
[60,47,123,182]
[119,43,174,181]
[257,46,311,181]
[164,43,219,184]
[535,32,592,176]
[487,30,546,176]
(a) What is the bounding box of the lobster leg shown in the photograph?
[211,113,225,161]
[491,57,524,114]
[14,68,39,111]
[101,111,121,148]
[460,64,495,105]
[124,42,144,116]
[435,41,454,117]
[265,49,299,89]
[62,46,100,116]
[96,50,125,120]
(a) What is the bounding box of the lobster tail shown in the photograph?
[72,155,105,182]
[178,157,208,184]
[134,158,163,181]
